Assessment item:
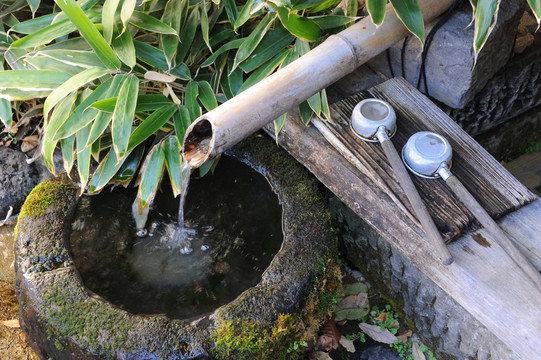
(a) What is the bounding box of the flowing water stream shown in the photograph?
[69,156,283,319]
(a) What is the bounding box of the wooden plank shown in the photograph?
[319,78,536,241]
[263,77,541,359]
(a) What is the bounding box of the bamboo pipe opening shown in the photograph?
[182,117,215,168]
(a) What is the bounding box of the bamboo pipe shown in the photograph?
[182,0,456,167]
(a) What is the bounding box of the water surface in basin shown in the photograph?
[69,156,283,319]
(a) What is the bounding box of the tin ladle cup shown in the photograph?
[351,99,453,265]
[403,131,541,291]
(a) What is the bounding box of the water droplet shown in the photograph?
[201,245,210,251]
[136,229,148,238]
[180,245,193,255]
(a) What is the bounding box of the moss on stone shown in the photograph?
[40,273,137,359]
[212,256,342,360]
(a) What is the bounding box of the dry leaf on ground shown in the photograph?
[412,341,427,360]
[358,322,397,344]
[339,336,356,353]
[21,135,39,152]
[315,351,333,360]
[397,329,413,343]
[1,319,20,328]
[337,292,368,310]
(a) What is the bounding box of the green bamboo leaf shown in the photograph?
[61,134,75,174]
[127,105,177,151]
[42,91,78,174]
[239,49,289,93]
[10,19,77,49]
[527,0,541,26]
[0,98,13,129]
[160,0,183,66]
[321,88,330,120]
[233,12,275,71]
[137,142,165,207]
[120,0,137,30]
[234,0,255,30]
[200,38,245,67]
[114,144,144,186]
[163,135,182,197]
[298,100,312,125]
[112,28,136,68]
[390,0,425,47]
[473,0,499,55]
[176,3,199,63]
[306,91,321,117]
[111,74,138,160]
[173,105,191,140]
[197,81,218,111]
[309,15,358,29]
[223,0,239,25]
[185,80,200,120]
[40,37,92,51]
[366,0,386,25]
[130,11,178,35]
[346,0,358,16]
[89,147,131,193]
[291,0,324,10]
[239,26,295,73]
[54,0,121,69]
[24,56,85,75]
[201,0,211,51]
[86,111,113,147]
[0,70,71,101]
[43,66,109,123]
[91,136,101,161]
[102,0,121,44]
[134,42,190,80]
[92,94,173,112]
[273,112,286,139]
[277,7,321,42]
[76,123,92,193]
[9,13,56,34]
[305,0,341,12]
[228,65,244,96]
[54,76,121,140]
[198,157,217,177]
[27,0,41,16]
[36,49,103,69]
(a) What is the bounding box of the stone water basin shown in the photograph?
[14,135,336,359]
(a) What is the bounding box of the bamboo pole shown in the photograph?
[182,0,456,167]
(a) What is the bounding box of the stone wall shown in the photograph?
[329,196,515,359]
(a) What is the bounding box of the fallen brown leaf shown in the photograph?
[337,292,368,310]
[339,336,356,353]
[1,319,20,328]
[358,322,397,344]
[21,135,39,152]
[397,329,413,343]
[315,351,333,360]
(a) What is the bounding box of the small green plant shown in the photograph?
[525,141,541,154]
[286,340,307,354]
[345,331,366,343]
[390,339,413,360]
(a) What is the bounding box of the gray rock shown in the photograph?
[0,147,40,219]
[368,0,525,109]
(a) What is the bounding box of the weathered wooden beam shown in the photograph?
[264,78,540,359]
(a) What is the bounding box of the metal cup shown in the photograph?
[351,98,397,142]
[402,131,452,179]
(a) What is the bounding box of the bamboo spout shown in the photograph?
[182,0,455,168]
